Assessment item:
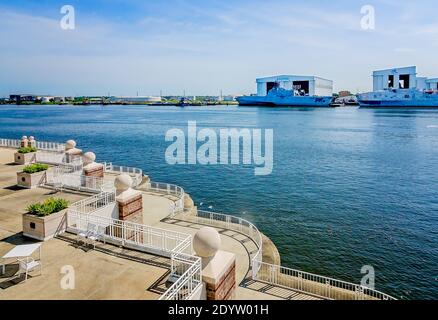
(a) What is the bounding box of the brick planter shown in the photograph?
[14,152,36,165]
[22,209,68,241]
[17,171,48,189]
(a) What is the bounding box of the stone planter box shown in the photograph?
[14,152,36,165]
[22,209,68,241]
[17,171,48,189]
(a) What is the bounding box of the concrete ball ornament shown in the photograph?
[114,174,133,192]
[193,227,221,258]
[66,139,77,150]
[82,151,96,165]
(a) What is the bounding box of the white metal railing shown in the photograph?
[103,163,143,187]
[159,252,202,300]
[253,261,396,300]
[0,138,65,151]
[146,182,185,215]
[46,170,113,194]
[35,141,65,152]
[35,150,66,165]
[184,210,263,278]
[69,192,116,215]
[66,210,193,257]
[178,209,395,300]
[0,138,20,148]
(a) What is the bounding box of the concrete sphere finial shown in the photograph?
[114,174,133,192]
[22,136,28,140]
[82,152,96,165]
[29,136,35,141]
[193,227,221,258]
[65,139,77,150]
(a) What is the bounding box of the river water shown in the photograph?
[0,104,437,299]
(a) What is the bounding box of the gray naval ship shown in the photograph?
[358,66,438,108]
[237,75,334,107]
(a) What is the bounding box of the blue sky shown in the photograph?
[1,0,438,96]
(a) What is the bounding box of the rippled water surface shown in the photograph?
[1,104,437,299]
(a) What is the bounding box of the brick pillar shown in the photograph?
[83,163,104,178]
[117,192,143,222]
[202,251,236,300]
[115,189,144,241]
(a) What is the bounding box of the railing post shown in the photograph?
[326,279,331,299]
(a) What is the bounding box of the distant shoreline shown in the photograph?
[0,101,239,107]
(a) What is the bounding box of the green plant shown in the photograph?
[23,163,49,174]
[18,146,37,154]
[27,198,70,217]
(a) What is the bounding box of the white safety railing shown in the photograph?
[103,163,143,187]
[66,210,193,257]
[0,138,21,148]
[178,210,395,300]
[35,151,66,165]
[184,210,263,277]
[36,151,83,171]
[146,182,185,215]
[35,141,65,152]
[253,262,396,300]
[69,192,116,215]
[47,171,113,194]
[159,252,202,300]
[0,138,65,151]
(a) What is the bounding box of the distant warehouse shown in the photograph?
[256,75,333,97]
[109,96,162,104]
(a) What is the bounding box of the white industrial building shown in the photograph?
[109,96,162,103]
[256,75,333,97]
[372,66,438,91]
[426,78,438,90]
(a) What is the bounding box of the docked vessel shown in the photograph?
[178,97,190,107]
[358,66,438,108]
[237,75,334,107]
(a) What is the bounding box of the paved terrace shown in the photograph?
[0,147,320,300]
[0,148,170,299]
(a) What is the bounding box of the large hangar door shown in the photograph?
[266,82,277,94]
[293,81,310,95]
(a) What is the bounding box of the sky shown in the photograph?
[1,0,438,96]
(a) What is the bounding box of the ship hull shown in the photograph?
[237,95,333,107]
[359,100,438,108]
[358,90,438,108]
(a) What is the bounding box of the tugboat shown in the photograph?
[358,66,438,108]
[237,75,334,107]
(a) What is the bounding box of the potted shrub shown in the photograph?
[14,146,38,165]
[17,163,49,189]
[23,198,70,241]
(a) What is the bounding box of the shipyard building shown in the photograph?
[373,66,438,91]
[256,75,333,97]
